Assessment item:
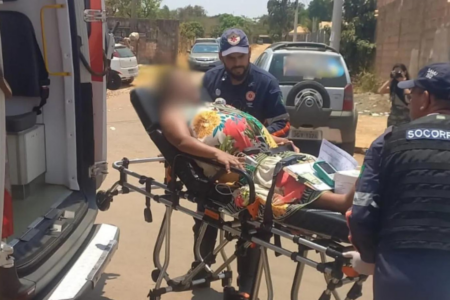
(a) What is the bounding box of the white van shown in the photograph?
[0,0,119,299]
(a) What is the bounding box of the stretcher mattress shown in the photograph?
[280,208,349,243]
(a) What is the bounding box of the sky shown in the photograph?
[161,0,311,18]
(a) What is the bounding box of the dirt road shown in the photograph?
[86,88,374,300]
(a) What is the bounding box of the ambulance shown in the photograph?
[0,0,119,299]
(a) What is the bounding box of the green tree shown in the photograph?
[340,0,377,74]
[139,0,161,18]
[158,5,172,19]
[105,0,161,18]
[211,14,255,38]
[176,5,207,21]
[307,0,333,22]
[180,21,205,40]
[267,0,307,40]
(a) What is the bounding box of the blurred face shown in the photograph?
[165,70,201,106]
[408,87,430,120]
[220,50,251,82]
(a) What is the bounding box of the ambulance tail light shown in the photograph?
[343,84,354,111]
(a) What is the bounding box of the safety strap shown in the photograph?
[32,79,50,115]
[274,224,282,257]
[268,143,295,155]
[263,155,304,227]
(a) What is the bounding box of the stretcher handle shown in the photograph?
[176,154,257,205]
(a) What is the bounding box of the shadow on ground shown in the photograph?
[84,273,121,300]
[191,288,223,300]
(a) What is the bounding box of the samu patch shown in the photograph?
[246,91,256,101]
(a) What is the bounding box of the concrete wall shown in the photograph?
[107,18,179,64]
[376,0,450,79]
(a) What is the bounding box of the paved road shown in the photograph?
[85,89,373,300]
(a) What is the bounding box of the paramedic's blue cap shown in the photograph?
[398,63,450,100]
[220,28,249,57]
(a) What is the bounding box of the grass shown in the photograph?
[353,71,381,94]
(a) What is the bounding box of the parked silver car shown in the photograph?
[188,43,222,71]
[254,42,357,155]
[194,38,219,44]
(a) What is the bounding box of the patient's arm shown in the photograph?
[311,187,355,214]
[161,109,218,158]
[160,109,244,172]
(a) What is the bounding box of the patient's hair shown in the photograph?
[155,67,179,103]
[155,67,199,109]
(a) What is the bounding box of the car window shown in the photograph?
[269,52,348,87]
[254,52,267,67]
[259,53,270,68]
[195,39,217,44]
[115,47,134,58]
[192,44,219,53]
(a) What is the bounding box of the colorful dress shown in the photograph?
[185,102,324,220]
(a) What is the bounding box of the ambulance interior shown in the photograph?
[1,0,102,274]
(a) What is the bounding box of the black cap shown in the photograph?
[398,63,450,100]
[219,28,249,57]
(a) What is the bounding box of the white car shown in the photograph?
[109,44,139,89]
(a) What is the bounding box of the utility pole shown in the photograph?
[330,0,344,51]
[130,0,138,32]
[292,0,299,42]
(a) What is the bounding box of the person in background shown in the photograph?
[345,62,450,300]
[378,63,411,127]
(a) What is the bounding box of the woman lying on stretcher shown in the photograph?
[156,68,354,218]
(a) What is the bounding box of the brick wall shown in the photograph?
[107,17,179,64]
[376,0,450,79]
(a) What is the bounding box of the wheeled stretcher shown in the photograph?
[97,88,368,300]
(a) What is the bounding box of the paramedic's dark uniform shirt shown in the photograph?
[202,64,290,137]
[347,126,450,300]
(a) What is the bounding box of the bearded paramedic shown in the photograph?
[202,28,291,138]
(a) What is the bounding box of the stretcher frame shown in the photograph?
[98,155,368,300]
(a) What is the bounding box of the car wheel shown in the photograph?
[124,78,134,85]
[285,81,331,109]
[107,72,122,90]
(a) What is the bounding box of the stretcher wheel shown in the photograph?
[151,269,161,283]
[96,191,112,211]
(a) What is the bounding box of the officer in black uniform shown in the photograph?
[345,62,450,300]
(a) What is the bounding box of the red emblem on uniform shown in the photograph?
[246,91,256,101]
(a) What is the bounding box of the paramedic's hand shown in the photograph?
[214,151,245,173]
[343,251,375,275]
